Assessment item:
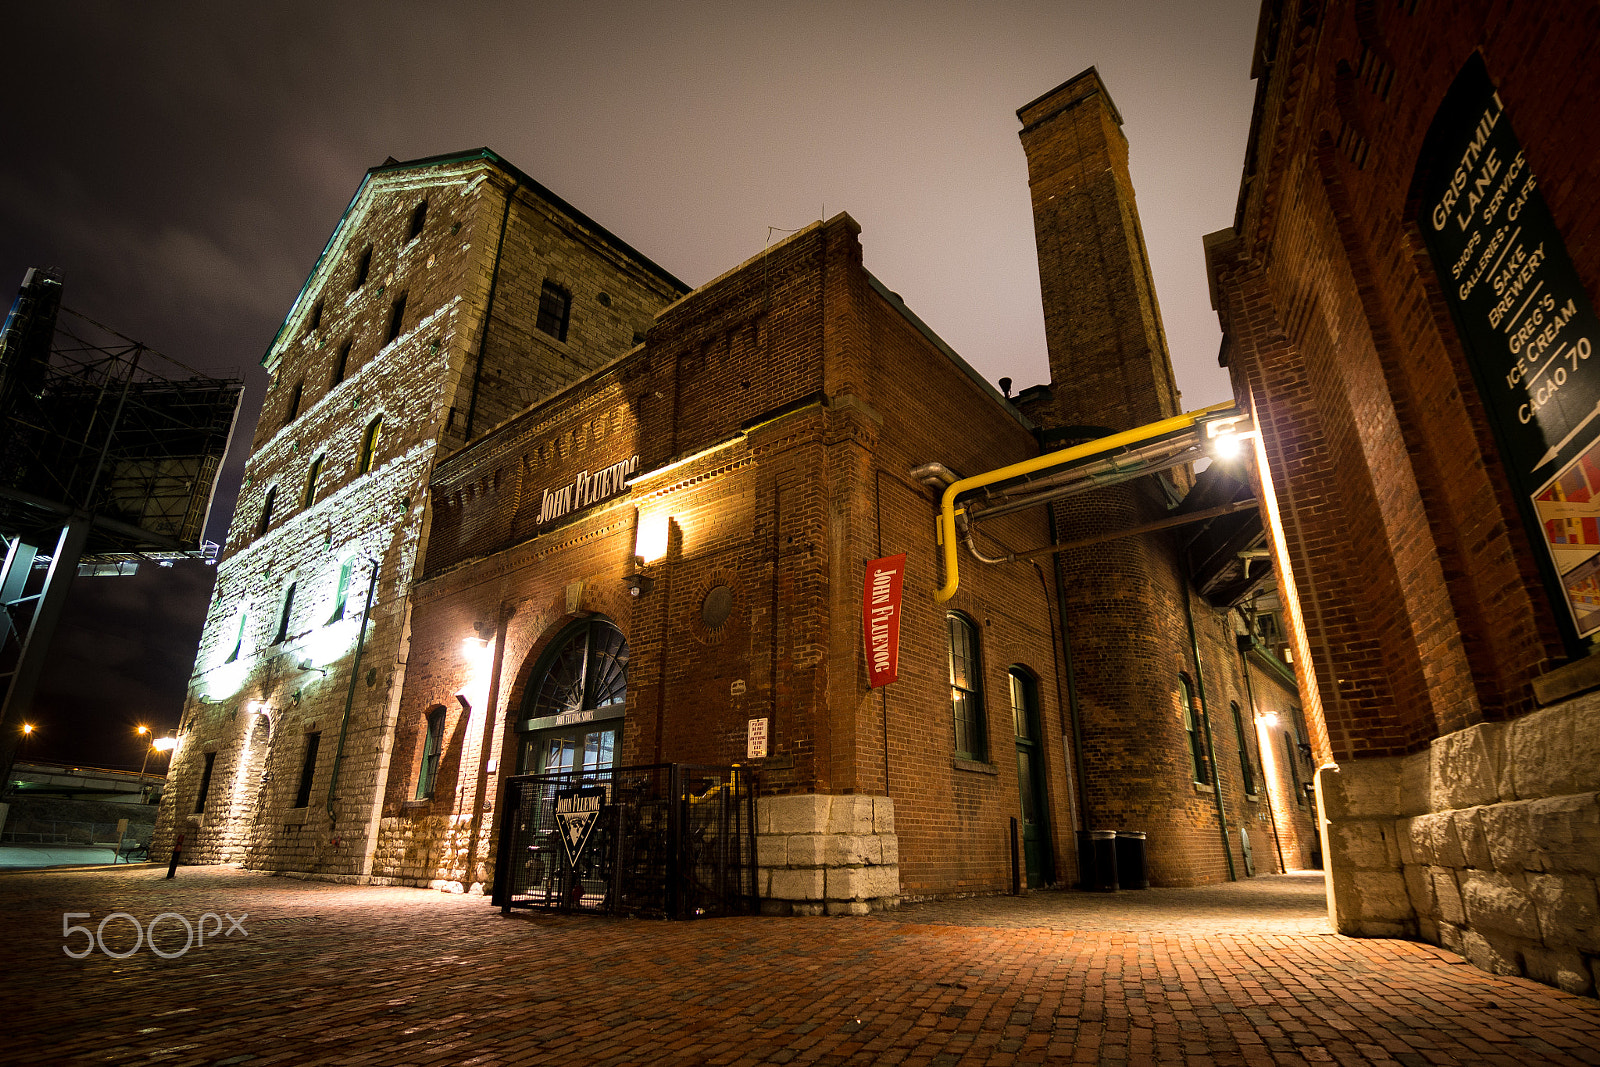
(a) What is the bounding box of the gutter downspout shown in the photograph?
[327,558,380,823]
[1050,539,1091,840]
[1183,573,1236,881]
[934,400,1236,601]
[464,189,513,440]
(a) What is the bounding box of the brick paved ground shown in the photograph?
[3,866,1596,1066]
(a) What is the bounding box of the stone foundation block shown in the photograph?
[1509,700,1600,799]
[872,797,895,834]
[1527,872,1600,951]
[1460,929,1524,976]
[766,794,831,835]
[1528,793,1600,875]
[785,833,826,867]
[1430,867,1465,925]
[1329,819,1400,869]
[1460,871,1540,939]
[1522,945,1595,996]
[1480,799,1535,874]
[1452,807,1492,870]
[768,868,824,901]
[1430,722,1509,810]
[827,795,874,835]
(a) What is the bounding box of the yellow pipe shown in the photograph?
[933,400,1238,602]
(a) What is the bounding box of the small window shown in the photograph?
[358,416,383,475]
[416,707,446,800]
[386,292,407,345]
[1232,701,1257,795]
[1180,674,1212,785]
[255,486,277,538]
[294,732,321,809]
[408,200,428,241]
[282,380,304,428]
[352,245,372,291]
[273,582,296,645]
[224,611,248,663]
[302,455,324,509]
[308,300,323,332]
[536,280,571,342]
[193,752,216,814]
[1285,731,1305,806]
[331,339,352,387]
[329,557,355,623]
[947,613,986,760]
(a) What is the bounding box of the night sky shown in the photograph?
[2,1,1261,769]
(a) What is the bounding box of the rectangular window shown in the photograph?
[273,583,296,645]
[1285,732,1305,805]
[359,416,383,474]
[283,380,304,427]
[947,613,986,760]
[302,456,323,509]
[408,200,428,240]
[416,709,445,800]
[224,612,247,663]
[1232,702,1257,795]
[294,733,321,808]
[329,558,355,622]
[536,280,571,342]
[254,486,276,539]
[352,246,372,291]
[1181,675,1212,785]
[193,752,216,814]
[332,339,352,387]
[386,292,407,344]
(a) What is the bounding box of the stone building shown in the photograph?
[156,71,1319,903]
[150,150,688,873]
[1207,0,1600,993]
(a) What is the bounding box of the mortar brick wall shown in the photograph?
[1207,0,1600,992]
[153,151,685,877]
[386,217,1075,899]
[1018,69,1262,886]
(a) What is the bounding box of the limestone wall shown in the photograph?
[1319,696,1600,996]
[756,794,899,916]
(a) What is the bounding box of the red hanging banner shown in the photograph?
[862,553,907,689]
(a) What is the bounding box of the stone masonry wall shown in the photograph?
[757,794,899,915]
[1319,695,1600,996]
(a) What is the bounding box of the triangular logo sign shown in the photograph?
[554,786,605,868]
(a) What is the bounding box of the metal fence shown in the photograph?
[493,763,756,919]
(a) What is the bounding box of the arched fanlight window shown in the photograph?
[520,618,628,776]
[526,618,628,719]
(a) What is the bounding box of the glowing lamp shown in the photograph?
[635,510,670,564]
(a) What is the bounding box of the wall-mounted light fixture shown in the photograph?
[624,573,654,598]
[296,657,328,675]
[1202,411,1259,461]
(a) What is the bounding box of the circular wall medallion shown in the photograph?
[689,573,742,645]
[701,585,734,629]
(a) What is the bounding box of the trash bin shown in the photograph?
[1077,829,1119,891]
[1114,830,1148,889]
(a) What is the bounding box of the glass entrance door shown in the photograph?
[526,725,617,776]
[1010,669,1051,888]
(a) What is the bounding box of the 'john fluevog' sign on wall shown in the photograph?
[1416,54,1600,640]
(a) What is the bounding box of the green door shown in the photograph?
[1010,669,1051,887]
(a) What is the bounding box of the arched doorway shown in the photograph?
[517,617,628,776]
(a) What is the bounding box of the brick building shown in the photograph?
[157,71,1319,905]
[1206,0,1600,993]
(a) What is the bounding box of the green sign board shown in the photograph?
[1415,54,1600,639]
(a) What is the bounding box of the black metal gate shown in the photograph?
[492,763,757,919]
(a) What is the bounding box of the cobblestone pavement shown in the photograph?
[3,865,1597,1066]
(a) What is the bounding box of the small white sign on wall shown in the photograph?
[747,717,769,760]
